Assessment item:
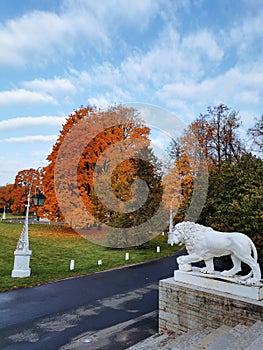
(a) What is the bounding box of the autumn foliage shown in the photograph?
[1,168,42,215]
[165,104,244,222]
[0,183,14,213]
[37,105,162,229]
[2,103,262,256]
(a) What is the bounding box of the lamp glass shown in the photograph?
[32,193,46,207]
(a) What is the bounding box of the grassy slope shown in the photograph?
[0,222,179,292]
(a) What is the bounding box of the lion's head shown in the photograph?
[168,221,208,247]
[168,221,194,246]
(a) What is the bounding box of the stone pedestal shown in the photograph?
[159,269,263,333]
[11,250,32,278]
[175,267,263,300]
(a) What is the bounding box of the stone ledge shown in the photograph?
[174,267,263,300]
[159,277,263,333]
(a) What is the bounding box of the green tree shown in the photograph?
[167,104,245,226]
[199,153,263,268]
[106,146,164,247]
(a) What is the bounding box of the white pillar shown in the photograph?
[70,259,75,270]
[12,193,32,278]
[11,250,32,278]
[2,206,6,220]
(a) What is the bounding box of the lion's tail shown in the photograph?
[249,237,258,262]
[240,237,258,281]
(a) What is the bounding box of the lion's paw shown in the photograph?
[178,263,192,271]
[247,278,261,286]
[201,267,214,274]
[177,256,186,264]
[221,270,234,277]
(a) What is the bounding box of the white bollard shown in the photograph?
[125,252,129,261]
[157,246,161,253]
[70,259,75,270]
[162,232,165,236]
[98,259,102,266]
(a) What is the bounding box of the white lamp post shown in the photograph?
[169,194,181,233]
[12,168,45,278]
[2,205,6,220]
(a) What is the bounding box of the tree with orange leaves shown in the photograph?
[10,168,42,214]
[0,183,14,213]
[39,104,161,234]
[164,128,207,222]
[166,104,245,223]
[39,105,95,222]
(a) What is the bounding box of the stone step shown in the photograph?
[205,332,241,350]
[126,331,180,350]
[246,334,263,350]
[126,328,213,350]
[227,321,263,349]
[205,323,250,350]
[126,321,263,350]
[126,333,167,350]
[171,327,213,350]
[188,325,232,350]
[229,323,250,338]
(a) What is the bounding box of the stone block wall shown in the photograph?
[159,277,263,333]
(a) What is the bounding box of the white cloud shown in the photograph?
[0,8,107,66]
[0,155,49,185]
[150,132,172,151]
[88,86,132,108]
[229,8,263,60]
[70,64,122,96]
[0,0,162,67]
[0,116,65,131]
[22,77,75,94]
[152,59,263,129]
[0,89,56,105]
[0,157,26,185]
[75,26,224,98]
[67,25,226,113]
[4,135,57,143]
[119,27,224,87]
[67,26,224,112]
[88,96,111,109]
[0,78,75,108]
[239,109,258,128]
[63,0,161,31]
[61,8,263,128]
[32,149,51,157]
[182,30,224,61]
[157,62,263,109]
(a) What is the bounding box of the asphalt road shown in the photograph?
[0,252,182,350]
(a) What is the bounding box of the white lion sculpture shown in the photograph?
[168,221,261,285]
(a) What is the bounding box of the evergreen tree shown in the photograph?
[199,153,263,268]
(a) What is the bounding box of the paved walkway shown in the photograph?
[0,253,182,350]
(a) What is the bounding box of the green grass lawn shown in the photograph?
[0,222,179,292]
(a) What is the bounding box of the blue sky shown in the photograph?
[0,0,263,185]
